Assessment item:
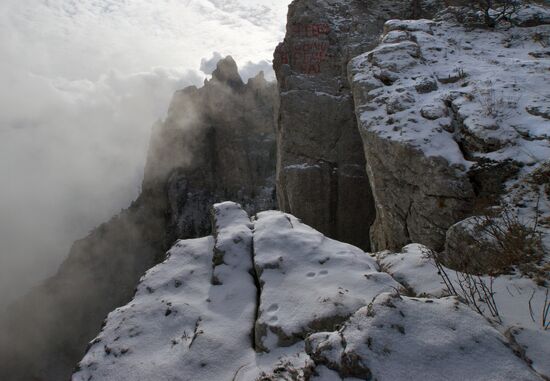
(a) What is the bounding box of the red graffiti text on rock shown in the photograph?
[276,23,331,75]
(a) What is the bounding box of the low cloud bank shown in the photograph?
[0,0,288,308]
[0,67,203,306]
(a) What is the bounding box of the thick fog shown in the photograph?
[0,0,288,308]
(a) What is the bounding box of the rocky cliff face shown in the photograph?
[275,0,550,255]
[144,56,277,238]
[3,1,550,379]
[0,57,277,381]
[273,0,445,250]
[71,3,550,380]
[349,8,550,252]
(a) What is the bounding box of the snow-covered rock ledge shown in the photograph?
[377,244,550,378]
[349,11,550,253]
[72,203,544,380]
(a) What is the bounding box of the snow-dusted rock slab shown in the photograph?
[377,244,550,379]
[73,202,547,379]
[376,243,448,297]
[306,292,542,381]
[349,15,550,251]
[72,202,258,381]
[253,211,401,352]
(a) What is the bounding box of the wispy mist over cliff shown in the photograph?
[0,0,288,308]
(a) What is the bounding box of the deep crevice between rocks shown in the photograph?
[249,222,262,352]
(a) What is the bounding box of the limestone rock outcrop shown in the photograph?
[347,21,475,251]
[273,0,446,251]
[274,0,549,256]
[72,202,399,380]
[73,204,544,380]
[348,15,550,251]
[0,57,277,381]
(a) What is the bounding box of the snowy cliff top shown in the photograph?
[349,14,550,170]
[73,203,546,380]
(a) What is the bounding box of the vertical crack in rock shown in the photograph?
[210,202,259,356]
[249,228,262,352]
[329,162,339,239]
[403,200,414,244]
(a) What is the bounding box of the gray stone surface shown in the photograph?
[347,15,550,252]
[273,0,446,250]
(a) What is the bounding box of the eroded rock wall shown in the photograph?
[348,15,550,251]
[273,0,445,250]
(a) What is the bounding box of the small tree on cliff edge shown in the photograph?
[470,0,521,27]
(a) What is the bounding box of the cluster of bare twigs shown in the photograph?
[424,247,502,322]
[471,0,520,27]
[529,288,550,330]
[478,83,519,120]
[255,360,313,381]
[447,207,543,277]
[455,271,501,321]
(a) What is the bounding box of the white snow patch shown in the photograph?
[307,292,542,381]
[377,243,550,378]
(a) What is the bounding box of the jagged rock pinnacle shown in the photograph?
[211,55,244,89]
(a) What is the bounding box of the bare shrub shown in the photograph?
[479,209,542,272]
[445,207,543,276]
[477,81,520,120]
[469,0,521,27]
[423,246,502,322]
[528,288,550,330]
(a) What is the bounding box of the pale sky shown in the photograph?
[0,0,290,307]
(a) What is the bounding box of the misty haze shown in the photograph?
[0,0,285,306]
[1,0,549,380]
